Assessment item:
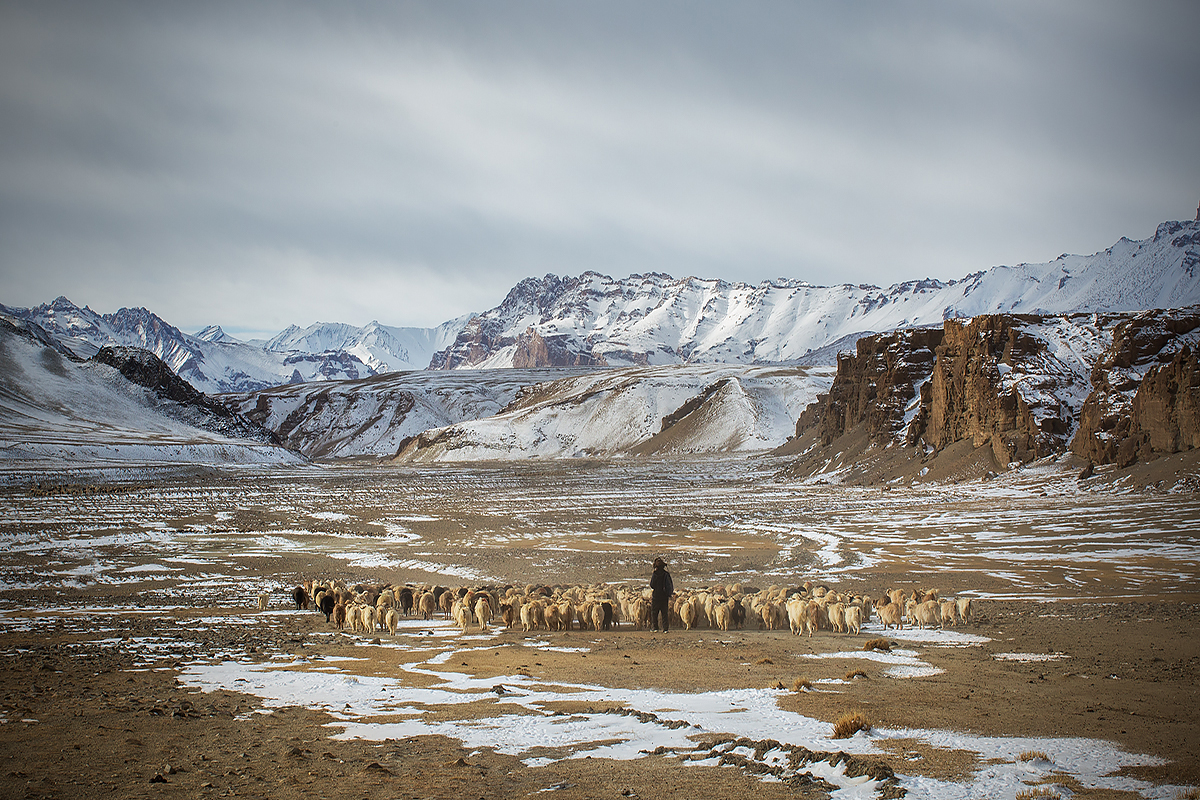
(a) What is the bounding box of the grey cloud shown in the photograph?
[1,1,1197,333]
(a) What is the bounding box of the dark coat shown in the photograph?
[650,567,673,601]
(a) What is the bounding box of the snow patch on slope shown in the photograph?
[399,364,834,461]
[0,324,299,471]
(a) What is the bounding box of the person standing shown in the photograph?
[650,557,674,632]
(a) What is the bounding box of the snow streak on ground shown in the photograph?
[2,459,1198,601]
[164,618,1161,800]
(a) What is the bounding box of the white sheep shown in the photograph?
[474,596,493,632]
[844,604,862,635]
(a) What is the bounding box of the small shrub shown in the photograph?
[1018,750,1049,762]
[844,669,869,680]
[831,711,871,739]
[792,678,813,692]
[862,638,892,652]
[1015,789,1060,800]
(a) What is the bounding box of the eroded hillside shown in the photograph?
[780,307,1200,484]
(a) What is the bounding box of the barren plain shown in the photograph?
[0,456,1197,799]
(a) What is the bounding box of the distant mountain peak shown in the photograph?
[430,220,1200,370]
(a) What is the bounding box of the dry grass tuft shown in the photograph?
[831,711,871,739]
[1015,789,1060,800]
[844,669,869,680]
[770,680,786,690]
[756,657,774,665]
[1018,750,1050,762]
[792,678,813,692]
[862,638,892,652]
[1174,790,1200,800]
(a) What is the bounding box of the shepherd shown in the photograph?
[650,557,674,633]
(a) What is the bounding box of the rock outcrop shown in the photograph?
[910,315,1080,466]
[786,306,1200,481]
[800,328,942,446]
[1071,307,1200,467]
[510,328,609,369]
[92,346,282,445]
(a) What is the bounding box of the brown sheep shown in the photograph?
[521,600,545,632]
[713,602,732,632]
[957,597,973,625]
[761,601,786,631]
[680,597,701,630]
[417,591,436,620]
[557,600,576,631]
[803,601,821,637]
[908,599,940,630]
[939,600,957,629]
[827,602,846,634]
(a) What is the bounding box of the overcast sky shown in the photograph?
[2,1,1197,338]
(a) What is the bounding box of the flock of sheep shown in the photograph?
[271,579,974,637]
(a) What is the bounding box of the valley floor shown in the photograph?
[1,457,1197,798]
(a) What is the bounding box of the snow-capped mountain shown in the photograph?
[0,297,377,394]
[0,317,299,472]
[0,298,471,395]
[431,220,1200,370]
[263,316,471,374]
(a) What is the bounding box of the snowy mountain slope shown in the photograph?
[0,297,468,393]
[432,220,1200,370]
[395,364,835,462]
[222,368,585,459]
[0,320,300,470]
[264,315,472,374]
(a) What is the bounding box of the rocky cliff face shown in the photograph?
[801,328,942,446]
[1071,307,1200,467]
[510,328,609,369]
[788,306,1200,479]
[912,314,1086,466]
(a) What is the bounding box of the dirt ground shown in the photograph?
[0,587,1196,800]
[2,459,1198,799]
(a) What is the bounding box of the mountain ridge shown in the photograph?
[429,220,1200,370]
[5,219,1198,393]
